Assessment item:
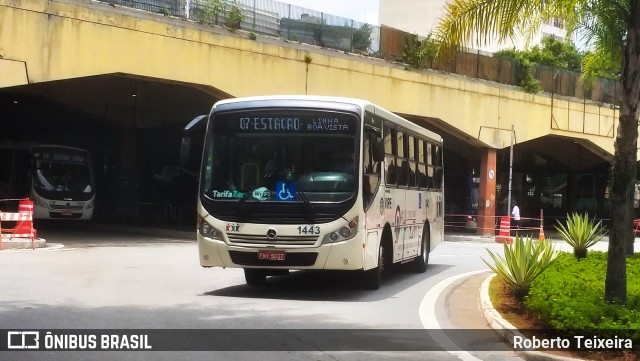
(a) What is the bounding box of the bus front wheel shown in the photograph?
[363,242,386,290]
[244,269,267,286]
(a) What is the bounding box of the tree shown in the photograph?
[495,36,582,92]
[225,1,244,30]
[401,33,438,68]
[496,36,619,92]
[352,24,372,53]
[435,0,639,303]
[496,36,582,70]
[197,0,226,25]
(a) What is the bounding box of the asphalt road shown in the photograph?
[0,226,537,361]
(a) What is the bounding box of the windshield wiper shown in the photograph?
[297,190,314,221]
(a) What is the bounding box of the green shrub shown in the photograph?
[525,252,640,341]
[401,33,437,69]
[197,0,226,25]
[519,59,542,93]
[484,236,563,300]
[555,212,606,259]
[304,54,313,64]
[226,1,244,30]
[352,24,372,53]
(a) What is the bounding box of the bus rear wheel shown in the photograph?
[410,226,429,273]
[363,242,386,290]
[244,269,267,286]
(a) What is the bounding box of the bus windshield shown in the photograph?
[33,147,94,200]
[202,109,359,204]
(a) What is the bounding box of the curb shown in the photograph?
[0,238,47,250]
[0,241,66,252]
[479,274,585,361]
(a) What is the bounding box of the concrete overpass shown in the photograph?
[0,0,621,230]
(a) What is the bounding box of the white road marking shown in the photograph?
[419,269,488,361]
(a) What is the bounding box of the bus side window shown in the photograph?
[408,135,417,188]
[433,145,443,190]
[384,126,396,186]
[417,140,427,188]
[396,131,408,187]
[426,143,434,189]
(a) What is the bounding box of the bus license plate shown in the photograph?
[258,250,285,261]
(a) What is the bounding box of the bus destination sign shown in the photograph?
[39,151,86,164]
[214,112,357,135]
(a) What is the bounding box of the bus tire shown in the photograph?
[363,241,386,290]
[244,268,267,286]
[410,225,430,273]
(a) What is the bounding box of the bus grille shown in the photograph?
[227,234,317,246]
[50,205,84,211]
[229,251,318,267]
[49,212,83,219]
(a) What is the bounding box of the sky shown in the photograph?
[282,0,380,25]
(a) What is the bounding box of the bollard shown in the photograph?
[496,216,512,244]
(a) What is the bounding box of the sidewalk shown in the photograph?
[443,272,582,361]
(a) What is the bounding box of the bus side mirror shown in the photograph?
[180,114,207,176]
[180,137,191,166]
[373,137,385,162]
[184,115,207,134]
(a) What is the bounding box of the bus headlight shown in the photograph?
[322,216,358,244]
[198,216,222,240]
[33,196,47,208]
[85,200,95,209]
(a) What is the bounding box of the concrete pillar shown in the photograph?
[477,148,497,236]
[567,172,577,211]
[121,127,136,169]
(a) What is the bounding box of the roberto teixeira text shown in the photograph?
[513,335,634,350]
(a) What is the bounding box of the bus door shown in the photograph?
[401,135,421,260]
[383,126,411,263]
[394,133,423,260]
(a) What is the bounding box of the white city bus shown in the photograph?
[0,143,95,220]
[185,96,444,289]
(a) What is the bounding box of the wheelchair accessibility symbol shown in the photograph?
[276,181,297,201]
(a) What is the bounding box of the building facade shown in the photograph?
[379,0,566,53]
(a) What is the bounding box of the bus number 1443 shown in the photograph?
[297,226,320,235]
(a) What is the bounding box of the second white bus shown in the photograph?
[185,96,444,289]
[0,143,95,220]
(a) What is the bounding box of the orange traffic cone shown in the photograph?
[14,198,35,239]
[496,216,512,244]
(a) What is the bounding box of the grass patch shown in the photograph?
[525,251,640,341]
[489,252,640,360]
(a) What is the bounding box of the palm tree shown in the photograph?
[434,0,639,303]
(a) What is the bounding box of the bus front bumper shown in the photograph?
[198,235,366,271]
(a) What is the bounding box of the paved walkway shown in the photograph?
[441,268,586,360]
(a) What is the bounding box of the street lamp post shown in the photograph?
[507,125,514,220]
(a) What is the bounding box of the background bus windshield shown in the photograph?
[34,148,93,200]
[203,110,359,204]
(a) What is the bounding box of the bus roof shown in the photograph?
[212,95,442,143]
